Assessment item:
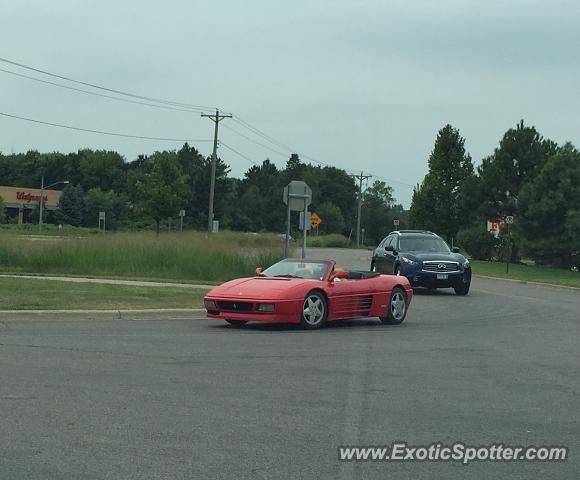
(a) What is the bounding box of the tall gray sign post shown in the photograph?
[179,209,185,232]
[283,181,311,259]
[98,211,106,233]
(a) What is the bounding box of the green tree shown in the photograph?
[361,181,401,245]
[84,188,127,229]
[316,202,345,234]
[55,184,84,227]
[233,159,284,232]
[516,143,580,267]
[476,120,557,219]
[408,125,475,241]
[135,152,189,234]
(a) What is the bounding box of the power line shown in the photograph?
[220,142,258,166]
[0,111,211,143]
[0,67,203,115]
[371,173,415,188]
[0,56,216,112]
[0,57,414,188]
[232,116,296,153]
[221,123,289,159]
[233,116,415,188]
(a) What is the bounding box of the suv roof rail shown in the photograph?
[389,230,437,236]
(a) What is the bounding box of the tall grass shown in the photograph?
[307,234,352,248]
[0,231,283,281]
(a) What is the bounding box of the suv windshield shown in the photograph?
[399,237,451,253]
[261,260,330,280]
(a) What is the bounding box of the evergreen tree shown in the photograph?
[476,120,557,219]
[517,143,580,267]
[408,125,475,240]
[55,184,84,227]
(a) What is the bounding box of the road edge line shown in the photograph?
[474,274,580,292]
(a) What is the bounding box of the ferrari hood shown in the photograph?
[207,277,310,299]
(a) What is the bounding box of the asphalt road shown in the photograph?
[1,249,579,479]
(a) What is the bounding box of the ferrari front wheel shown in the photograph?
[300,291,328,329]
[380,287,408,325]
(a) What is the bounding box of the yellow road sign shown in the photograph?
[311,212,322,229]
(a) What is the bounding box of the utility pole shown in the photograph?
[201,109,232,234]
[351,171,372,247]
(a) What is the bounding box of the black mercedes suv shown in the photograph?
[371,230,472,295]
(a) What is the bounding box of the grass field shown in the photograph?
[0,231,283,282]
[472,260,580,288]
[0,277,207,310]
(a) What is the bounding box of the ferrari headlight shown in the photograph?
[401,256,418,266]
[257,303,275,312]
[204,299,217,309]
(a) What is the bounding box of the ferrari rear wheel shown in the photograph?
[380,287,408,325]
[300,291,328,329]
[225,320,248,327]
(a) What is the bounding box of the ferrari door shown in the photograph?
[328,279,375,320]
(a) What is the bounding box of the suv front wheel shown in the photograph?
[454,282,470,296]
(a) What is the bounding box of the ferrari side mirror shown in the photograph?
[329,270,349,282]
[255,267,263,276]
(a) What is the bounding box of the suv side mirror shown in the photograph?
[384,245,394,252]
[255,267,263,276]
[452,246,460,253]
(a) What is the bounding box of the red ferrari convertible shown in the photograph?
[204,259,413,329]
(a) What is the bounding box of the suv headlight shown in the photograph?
[463,259,470,268]
[401,256,418,266]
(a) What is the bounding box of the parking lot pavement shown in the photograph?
[1,255,579,479]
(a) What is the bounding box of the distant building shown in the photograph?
[0,186,62,224]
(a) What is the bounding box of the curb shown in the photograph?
[474,274,580,292]
[0,308,207,321]
[0,274,214,290]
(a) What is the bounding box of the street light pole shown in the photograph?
[39,175,45,232]
[38,178,70,231]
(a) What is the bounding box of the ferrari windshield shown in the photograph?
[261,259,330,280]
[399,237,451,253]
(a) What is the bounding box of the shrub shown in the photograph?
[307,234,352,248]
[457,226,498,260]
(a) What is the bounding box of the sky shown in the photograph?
[1,0,579,207]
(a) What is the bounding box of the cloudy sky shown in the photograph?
[1,0,579,206]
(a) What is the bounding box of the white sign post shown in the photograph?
[98,211,106,233]
[179,209,185,232]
